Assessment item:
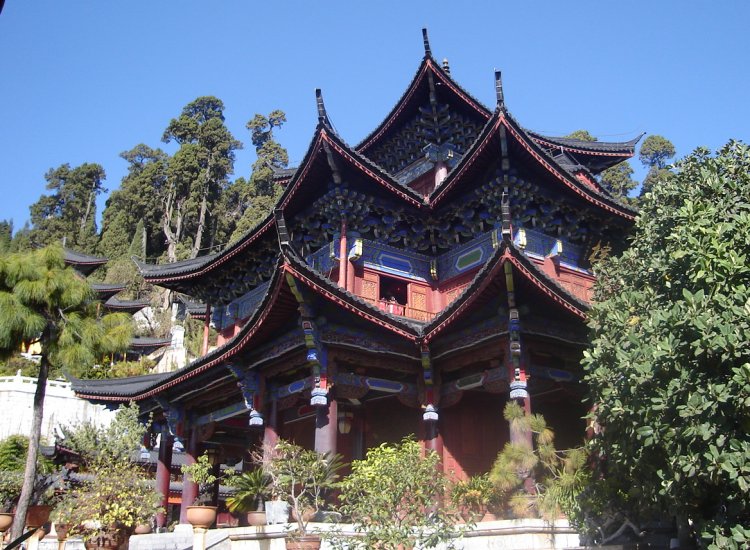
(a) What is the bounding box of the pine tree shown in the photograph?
[229,110,288,242]
[0,245,132,540]
[162,97,242,260]
[28,163,106,252]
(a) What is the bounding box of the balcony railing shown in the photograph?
[357,296,435,322]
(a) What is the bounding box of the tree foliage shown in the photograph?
[0,220,11,254]
[98,145,167,261]
[57,402,146,468]
[331,437,460,550]
[53,404,161,541]
[162,96,241,261]
[600,161,637,199]
[565,129,597,142]
[228,111,288,242]
[490,402,588,521]
[28,163,107,252]
[582,141,750,548]
[639,134,676,169]
[0,244,132,540]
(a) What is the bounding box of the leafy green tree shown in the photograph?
[330,437,460,550]
[57,402,147,468]
[162,96,241,261]
[600,161,637,198]
[0,245,132,540]
[565,129,596,142]
[28,163,106,252]
[582,141,750,548]
[98,145,167,261]
[228,111,288,242]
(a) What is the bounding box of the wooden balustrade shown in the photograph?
[356,296,435,322]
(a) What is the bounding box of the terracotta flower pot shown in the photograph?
[285,535,321,550]
[0,512,13,532]
[245,510,267,526]
[185,505,218,529]
[55,523,70,541]
[25,505,52,529]
[133,523,152,534]
[83,530,129,550]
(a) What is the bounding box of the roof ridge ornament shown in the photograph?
[422,28,432,58]
[315,88,330,125]
[495,70,504,109]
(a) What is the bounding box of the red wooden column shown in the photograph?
[155,426,174,530]
[419,345,443,472]
[314,393,338,456]
[263,393,279,461]
[337,219,347,288]
[201,303,211,355]
[179,426,200,524]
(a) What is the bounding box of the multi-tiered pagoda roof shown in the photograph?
[71,31,639,489]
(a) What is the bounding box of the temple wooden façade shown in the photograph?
[71,30,639,525]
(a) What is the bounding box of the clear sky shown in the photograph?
[1,1,748,232]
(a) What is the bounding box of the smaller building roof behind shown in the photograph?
[63,248,108,276]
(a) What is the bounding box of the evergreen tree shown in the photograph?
[565,129,596,142]
[600,162,637,198]
[229,110,288,242]
[27,163,107,252]
[98,145,167,261]
[565,131,636,200]
[162,97,241,261]
[0,245,132,540]
[0,220,11,254]
[638,135,676,198]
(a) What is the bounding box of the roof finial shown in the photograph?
[442,58,450,74]
[315,88,328,124]
[494,70,504,108]
[422,28,432,58]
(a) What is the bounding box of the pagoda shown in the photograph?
[70,30,639,525]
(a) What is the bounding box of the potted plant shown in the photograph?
[450,474,496,522]
[225,469,272,526]
[265,440,343,550]
[0,471,22,534]
[52,460,163,549]
[181,452,221,529]
[327,437,462,550]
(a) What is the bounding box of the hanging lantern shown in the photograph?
[423,404,439,422]
[509,380,528,400]
[310,387,328,407]
[248,409,264,427]
[337,412,354,434]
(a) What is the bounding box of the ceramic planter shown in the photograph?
[55,523,70,541]
[0,512,13,532]
[245,510,267,526]
[285,535,321,550]
[25,504,52,529]
[185,505,218,529]
[83,529,129,550]
[133,523,152,534]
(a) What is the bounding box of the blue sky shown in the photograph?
[1,1,748,233]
